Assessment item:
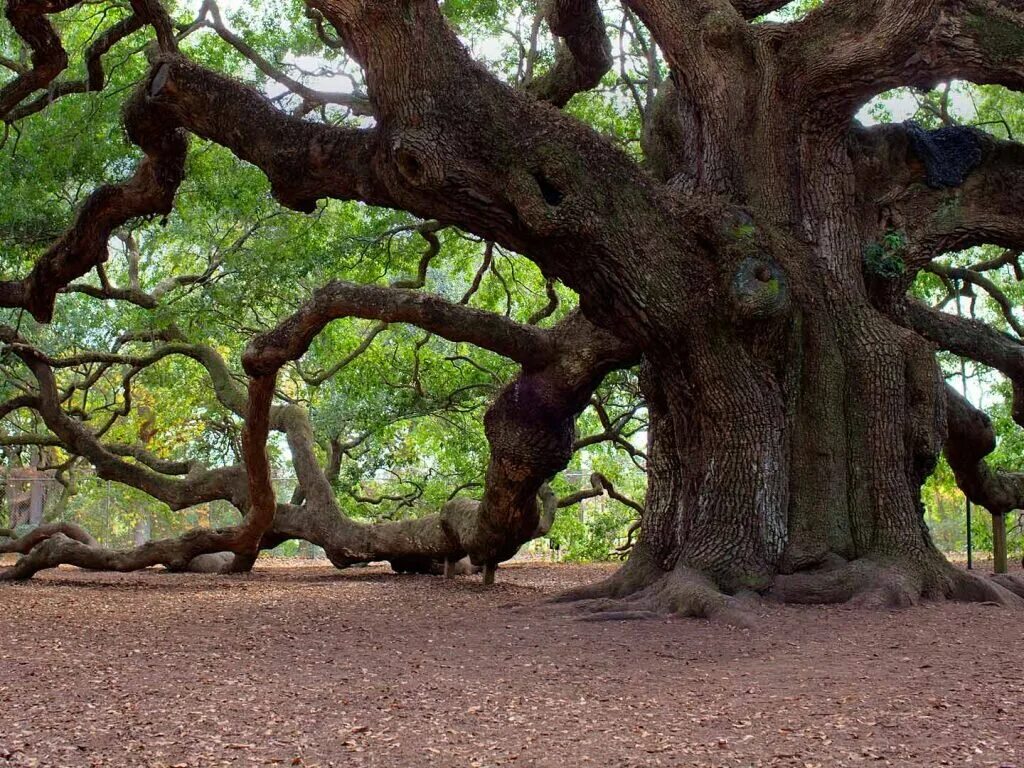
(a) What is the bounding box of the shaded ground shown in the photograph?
[0,560,1021,767]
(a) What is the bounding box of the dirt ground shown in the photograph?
[0,560,1021,768]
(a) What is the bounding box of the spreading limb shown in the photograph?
[901,301,1024,425]
[788,0,1024,115]
[944,385,1024,516]
[243,284,637,572]
[527,0,613,107]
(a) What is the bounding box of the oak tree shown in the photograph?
[3,0,1024,620]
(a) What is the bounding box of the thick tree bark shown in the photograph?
[557,1,1024,619]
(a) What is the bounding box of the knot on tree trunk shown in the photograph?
[506,161,596,238]
[391,128,447,187]
[729,257,790,321]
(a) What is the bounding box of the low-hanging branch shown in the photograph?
[0,522,98,555]
[0,373,276,582]
[944,385,1024,518]
[0,327,249,512]
[241,285,638,572]
[0,289,639,582]
[901,301,1024,426]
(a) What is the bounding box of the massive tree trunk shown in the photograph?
[556,14,1024,616]
[609,302,978,618]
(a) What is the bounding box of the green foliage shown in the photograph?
[0,0,650,553]
[269,539,302,558]
[756,0,824,22]
[545,503,633,562]
[863,230,907,278]
[732,223,757,241]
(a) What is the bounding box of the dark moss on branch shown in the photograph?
[905,123,984,189]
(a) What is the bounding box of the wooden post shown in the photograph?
[482,562,496,586]
[966,499,973,569]
[993,512,1008,575]
[28,477,44,525]
[133,517,148,547]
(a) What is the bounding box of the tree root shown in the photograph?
[990,573,1024,599]
[554,552,757,627]
[772,556,1024,608]
[550,545,664,603]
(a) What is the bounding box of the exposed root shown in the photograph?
[773,559,912,607]
[551,545,663,603]
[772,556,1024,609]
[988,573,1024,600]
[557,556,757,627]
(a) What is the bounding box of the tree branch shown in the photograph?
[0,327,249,510]
[554,471,645,515]
[729,0,792,17]
[195,0,372,116]
[299,0,713,329]
[0,80,187,321]
[1,0,77,120]
[243,280,638,571]
[901,300,1024,425]
[853,124,1024,266]
[945,385,1024,515]
[788,0,1024,117]
[0,522,97,554]
[243,280,560,376]
[296,321,388,386]
[4,12,145,122]
[145,54,390,214]
[923,262,1024,337]
[526,0,613,107]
